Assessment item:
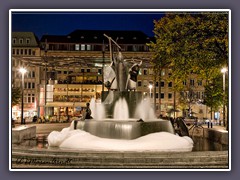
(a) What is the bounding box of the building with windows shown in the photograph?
[11,32,41,121]
[11,30,214,122]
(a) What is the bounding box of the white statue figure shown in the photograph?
[125,59,142,90]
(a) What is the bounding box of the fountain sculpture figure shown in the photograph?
[73,34,175,139]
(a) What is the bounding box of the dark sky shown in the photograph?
[11,11,165,39]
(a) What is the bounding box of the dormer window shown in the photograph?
[26,38,30,44]
[94,36,97,39]
[133,37,137,40]
[81,36,84,39]
[19,38,23,44]
[13,38,16,44]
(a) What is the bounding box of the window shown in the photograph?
[86,45,91,51]
[161,93,164,99]
[155,82,159,87]
[168,82,172,87]
[26,38,30,44]
[98,69,102,75]
[28,49,32,55]
[32,71,35,78]
[24,82,27,89]
[28,94,31,103]
[20,49,23,55]
[17,49,19,55]
[58,71,62,74]
[32,94,35,103]
[168,93,172,99]
[183,80,187,86]
[32,83,35,89]
[64,71,67,74]
[143,69,147,75]
[13,38,16,44]
[155,93,159,98]
[81,44,85,51]
[87,69,90,73]
[161,70,165,76]
[198,80,202,86]
[28,82,31,89]
[138,81,142,87]
[75,44,80,51]
[24,49,28,55]
[19,38,23,44]
[161,81,164,87]
[190,79,195,86]
[12,49,15,55]
[81,69,84,73]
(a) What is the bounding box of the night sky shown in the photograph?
[11,11,165,39]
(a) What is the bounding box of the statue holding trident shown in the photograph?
[103,34,142,92]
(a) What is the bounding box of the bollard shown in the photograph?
[207,122,210,128]
[211,122,213,128]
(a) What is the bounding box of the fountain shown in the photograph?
[71,34,175,140]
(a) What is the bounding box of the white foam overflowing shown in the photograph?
[48,128,194,152]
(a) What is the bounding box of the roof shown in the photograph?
[12,32,39,47]
[40,29,153,44]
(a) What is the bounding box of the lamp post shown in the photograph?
[102,40,105,93]
[19,67,27,125]
[148,84,153,98]
[221,67,227,128]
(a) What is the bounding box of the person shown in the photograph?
[83,102,93,120]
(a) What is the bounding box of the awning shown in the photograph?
[45,102,87,107]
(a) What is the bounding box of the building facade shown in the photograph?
[11,30,218,122]
[11,32,41,121]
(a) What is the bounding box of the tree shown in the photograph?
[203,75,223,120]
[12,86,21,107]
[148,12,229,120]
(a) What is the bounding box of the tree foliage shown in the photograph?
[148,12,229,113]
[12,86,21,107]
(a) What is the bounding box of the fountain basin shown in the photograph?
[73,119,175,140]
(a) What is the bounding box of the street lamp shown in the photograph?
[19,67,27,125]
[148,84,153,98]
[221,67,227,128]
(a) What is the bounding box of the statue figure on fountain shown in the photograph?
[103,34,142,91]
